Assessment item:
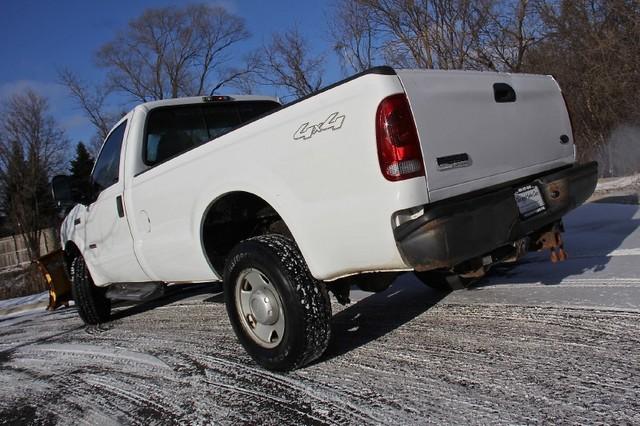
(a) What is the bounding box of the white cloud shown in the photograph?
[0,80,66,103]
[0,79,96,144]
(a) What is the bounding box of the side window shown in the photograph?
[92,120,127,194]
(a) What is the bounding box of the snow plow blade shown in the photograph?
[36,250,72,311]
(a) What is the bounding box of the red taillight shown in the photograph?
[376,94,425,181]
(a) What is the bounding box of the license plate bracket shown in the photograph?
[515,184,546,218]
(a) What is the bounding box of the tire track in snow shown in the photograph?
[195,353,381,424]
[0,291,638,424]
[14,343,171,370]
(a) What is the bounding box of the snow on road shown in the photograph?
[0,202,638,425]
[0,291,48,311]
[595,174,640,192]
[0,291,51,321]
[590,173,639,204]
[444,203,640,312]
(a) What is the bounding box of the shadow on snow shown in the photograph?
[475,202,640,286]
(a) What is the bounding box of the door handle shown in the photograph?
[116,195,125,218]
[493,82,516,103]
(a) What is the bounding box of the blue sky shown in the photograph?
[0,0,342,147]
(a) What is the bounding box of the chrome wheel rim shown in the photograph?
[235,268,285,348]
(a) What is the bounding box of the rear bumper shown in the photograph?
[393,162,598,271]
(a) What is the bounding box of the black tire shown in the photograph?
[414,271,471,292]
[71,256,111,324]
[223,234,331,371]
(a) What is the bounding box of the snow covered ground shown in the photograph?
[595,174,640,192]
[0,202,638,424]
[0,291,48,311]
[590,173,639,204]
[443,202,640,311]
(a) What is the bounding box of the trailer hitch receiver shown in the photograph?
[537,224,567,263]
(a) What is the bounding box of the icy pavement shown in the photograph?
[595,174,640,192]
[590,173,639,204]
[443,202,640,312]
[0,203,638,425]
[0,291,50,319]
[0,291,48,311]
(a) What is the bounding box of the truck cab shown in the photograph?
[58,96,282,286]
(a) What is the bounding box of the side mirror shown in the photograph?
[51,175,73,205]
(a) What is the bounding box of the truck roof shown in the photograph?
[137,95,281,111]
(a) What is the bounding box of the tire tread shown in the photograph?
[224,234,331,370]
[71,257,111,324]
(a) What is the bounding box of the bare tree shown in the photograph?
[332,0,495,70]
[0,90,68,259]
[525,0,640,169]
[331,0,380,73]
[96,4,250,102]
[59,69,119,151]
[475,0,545,71]
[429,0,494,69]
[252,28,325,100]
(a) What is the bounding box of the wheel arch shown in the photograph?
[199,190,297,277]
[62,240,107,286]
[63,240,81,275]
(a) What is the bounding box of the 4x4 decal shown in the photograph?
[293,112,346,141]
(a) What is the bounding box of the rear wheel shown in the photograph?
[224,235,331,371]
[70,256,111,324]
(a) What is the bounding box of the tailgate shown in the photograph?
[396,69,575,201]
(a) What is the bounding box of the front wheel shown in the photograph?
[223,235,331,371]
[70,256,111,324]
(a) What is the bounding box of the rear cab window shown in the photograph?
[144,101,280,167]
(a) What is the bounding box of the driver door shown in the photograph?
[84,118,150,284]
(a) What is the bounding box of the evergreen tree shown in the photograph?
[70,142,94,177]
[69,142,94,198]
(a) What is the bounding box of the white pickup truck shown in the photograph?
[52,66,597,371]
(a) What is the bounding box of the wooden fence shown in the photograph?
[0,228,57,268]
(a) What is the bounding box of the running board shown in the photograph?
[105,282,165,301]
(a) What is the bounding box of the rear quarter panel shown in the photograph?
[125,73,429,282]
